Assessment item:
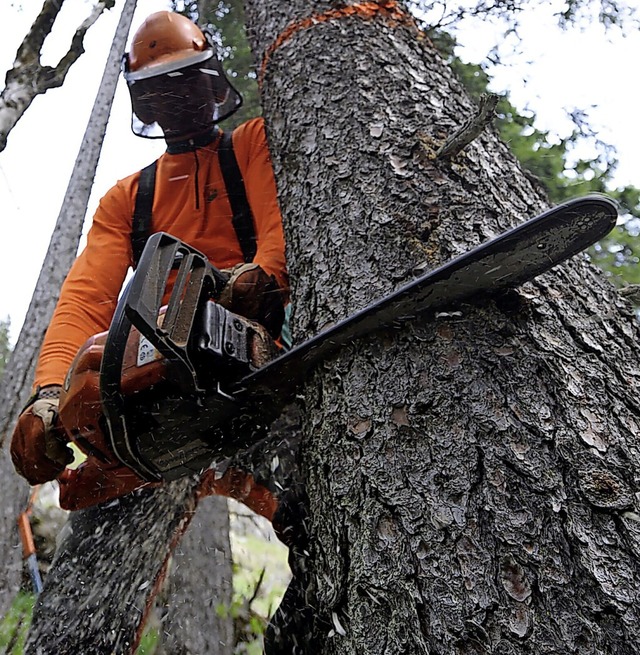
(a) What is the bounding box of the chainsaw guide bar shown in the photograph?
[94,196,617,482]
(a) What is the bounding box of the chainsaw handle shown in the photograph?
[99,233,229,481]
[123,232,228,381]
[17,512,36,558]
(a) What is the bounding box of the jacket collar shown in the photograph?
[165,128,220,155]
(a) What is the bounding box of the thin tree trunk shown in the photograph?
[245,1,640,652]
[158,495,234,655]
[0,0,137,620]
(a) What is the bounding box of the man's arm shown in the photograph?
[233,117,288,294]
[13,179,135,485]
[34,181,135,389]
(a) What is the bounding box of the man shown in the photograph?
[10,13,319,652]
[11,11,287,492]
[10,9,312,653]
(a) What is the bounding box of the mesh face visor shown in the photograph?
[124,52,242,139]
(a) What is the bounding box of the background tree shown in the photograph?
[0,318,11,377]
[0,0,138,622]
[244,0,640,652]
[157,495,234,655]
[0,0,116,152]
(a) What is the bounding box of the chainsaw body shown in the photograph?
[58,233,278,489]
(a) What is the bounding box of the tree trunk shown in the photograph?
[245,1,640,653]
[157,495,234,655]
[0,0,137,620]
[24,479,200,653]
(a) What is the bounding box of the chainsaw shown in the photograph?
[55,196,618,508]
[57,233,281,490]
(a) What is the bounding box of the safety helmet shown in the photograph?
[122,11,242,139]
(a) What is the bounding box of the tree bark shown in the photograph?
[0,0,137,620]
[24,479,199,653]
[157,495,234,655]
[244,1,640,653]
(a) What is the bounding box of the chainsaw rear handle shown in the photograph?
[100,232,230,480]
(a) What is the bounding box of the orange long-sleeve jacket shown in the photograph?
[35,117,287,389]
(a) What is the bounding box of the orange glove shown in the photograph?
[218,263,285,338]
[10,387,74,485]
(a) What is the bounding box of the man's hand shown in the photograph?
[218,263,285,338]
[11,387,74,485]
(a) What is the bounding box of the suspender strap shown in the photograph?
[131,130,256,267]
[218,131,257,263]
[131,160,157,269]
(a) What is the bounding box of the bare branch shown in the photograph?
[48,0,116,88]
[15,0,64,64]
[0,0,115,153]
[436,92,499,159]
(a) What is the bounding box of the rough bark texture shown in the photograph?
[244,1,640,653]
[0,445,25,620]
[24,479,208,653]
[157,495,234,655]
[0,0,136,620]
[0,0,115,153]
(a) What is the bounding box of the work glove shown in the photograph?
[218,263,285,339]
[10,386,74,485]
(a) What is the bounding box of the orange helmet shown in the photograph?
[123,12,242,138]
[124,11,211,82]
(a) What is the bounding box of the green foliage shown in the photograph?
[220,523,290,654]
[0,316,11,377]
[0,592,34,654]
[135,625,159,654]
[215,568,270,654]
[202,0,262,127]
[430,29,640,286]
[220,529,290,654]
[591,224,640,286]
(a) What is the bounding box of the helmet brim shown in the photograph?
[124,49,213,83]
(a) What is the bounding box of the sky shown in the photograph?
[0,0,639,345]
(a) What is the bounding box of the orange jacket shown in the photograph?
[35,118,287,389]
